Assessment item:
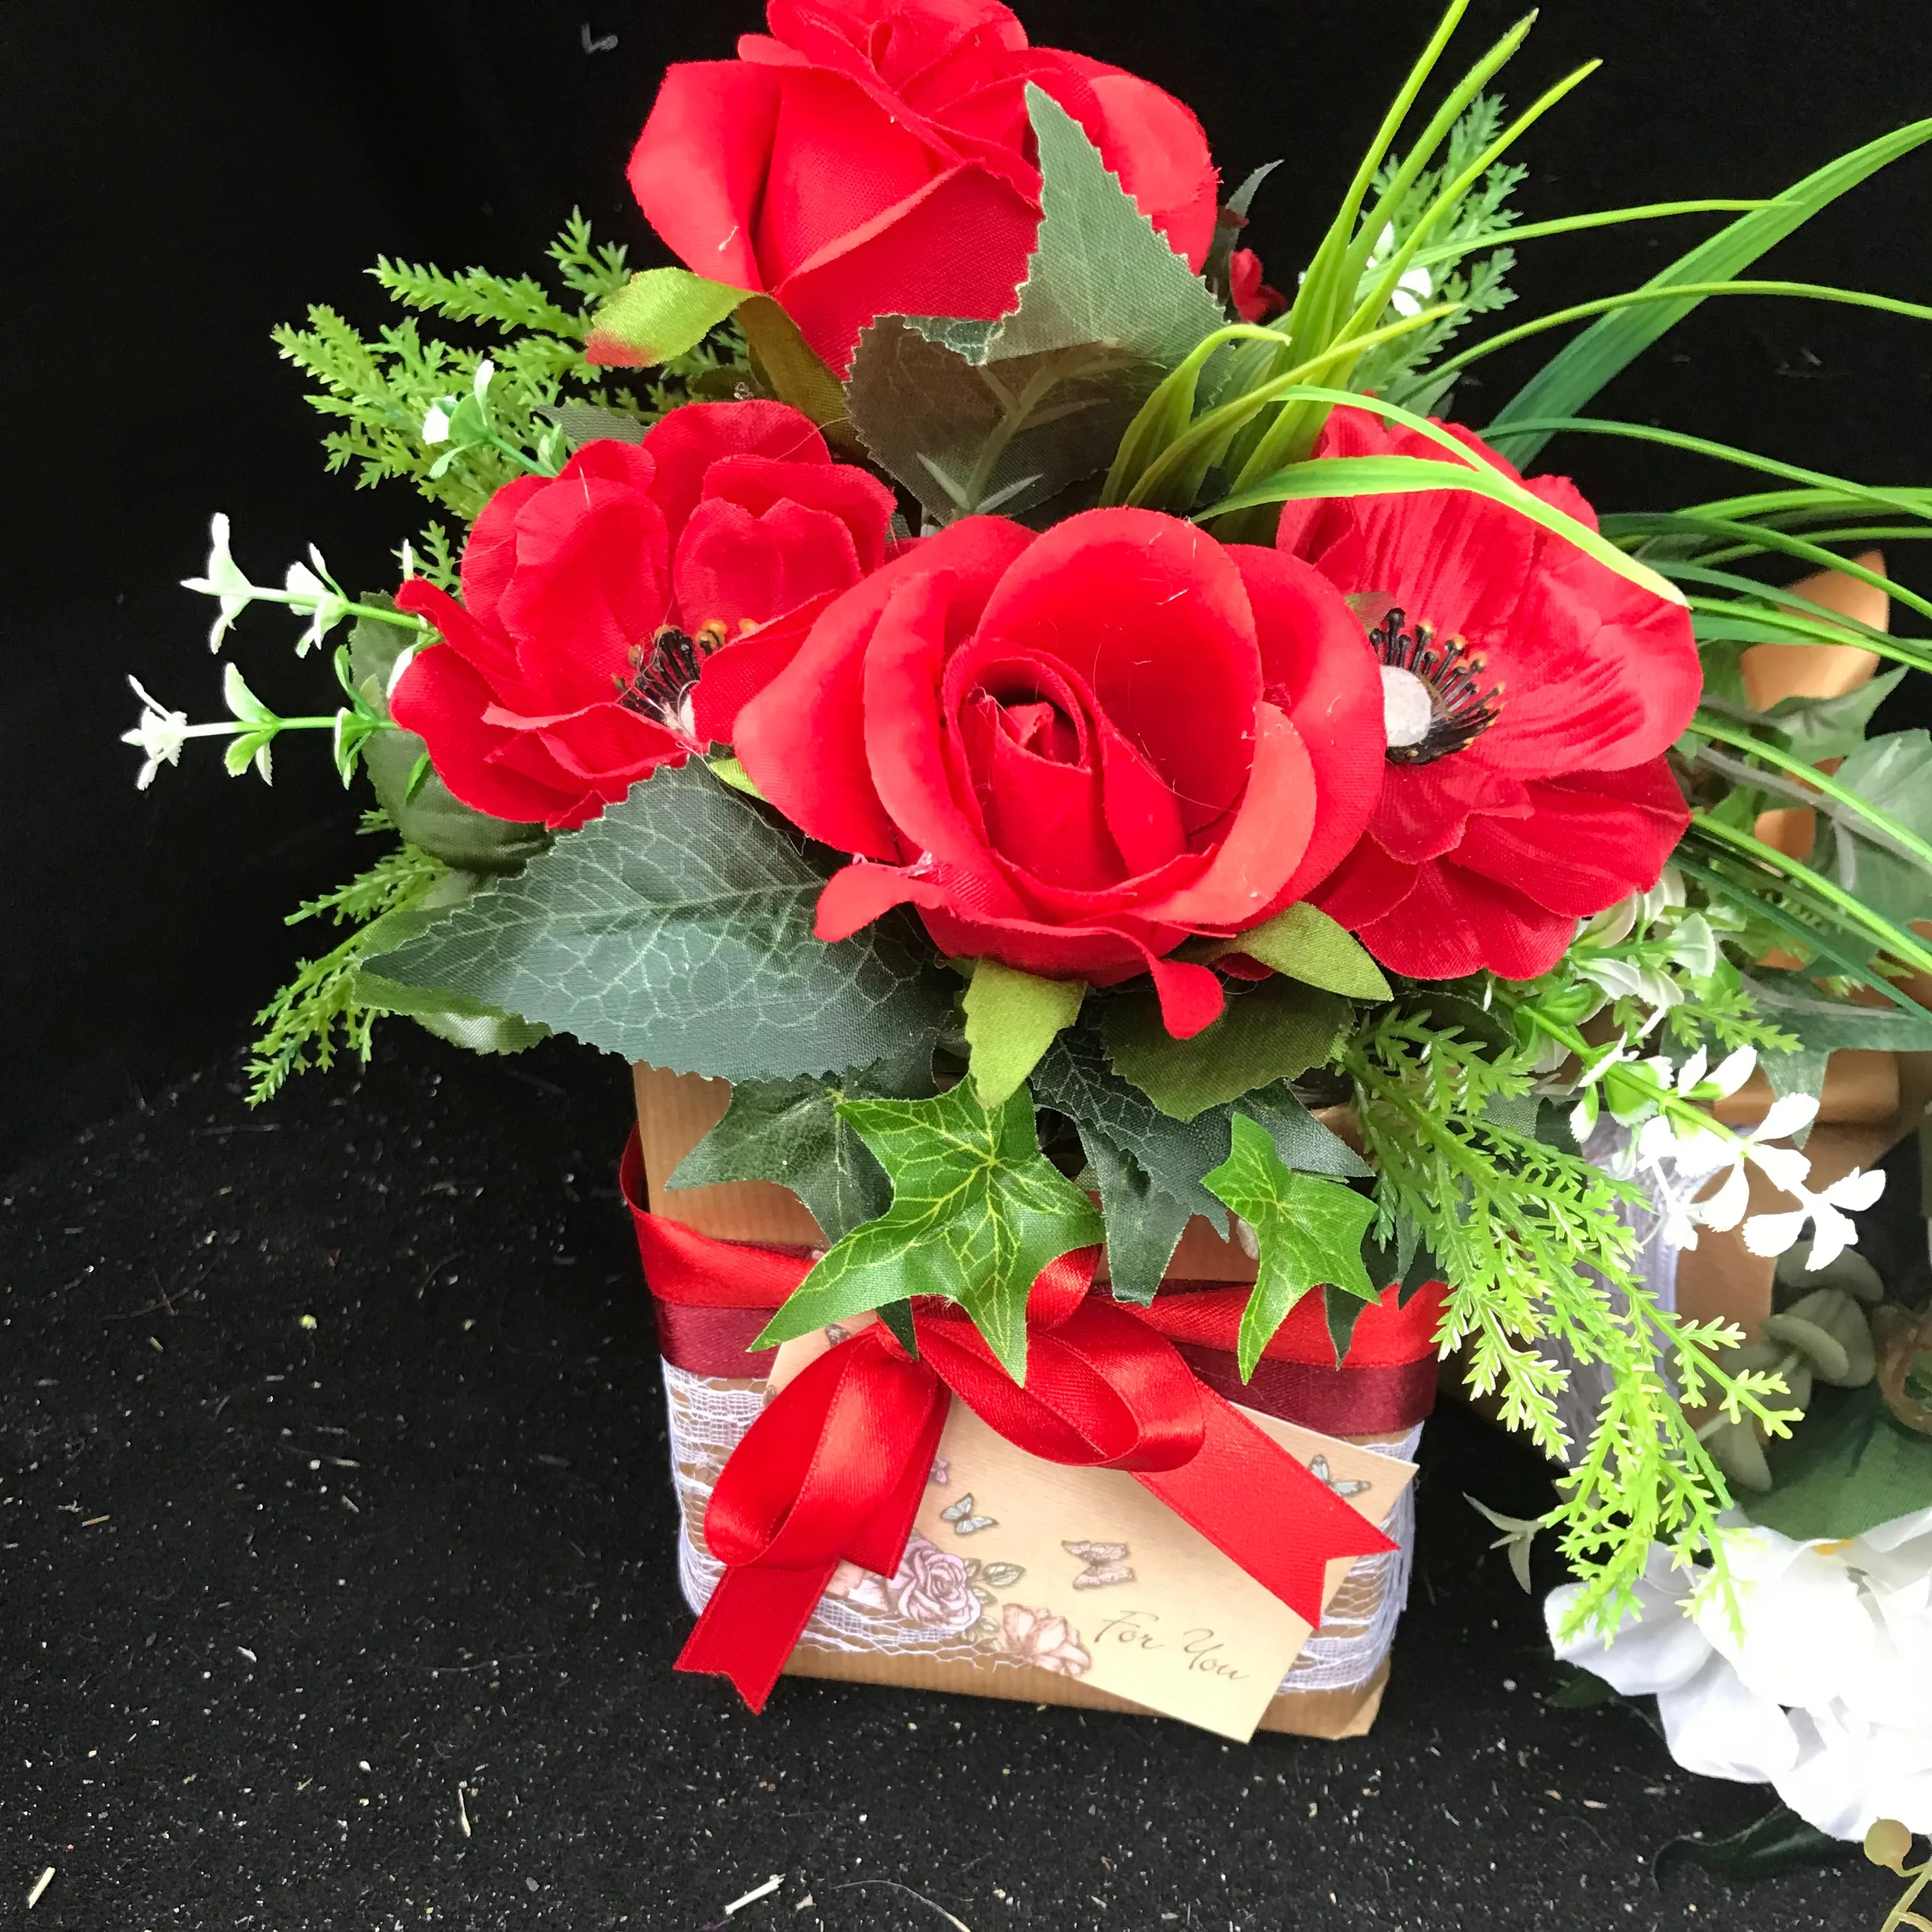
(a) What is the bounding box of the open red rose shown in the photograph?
[1275,407,1701,980]
[390,400,898,830]
[693,506,1385,1037]
[628,0,1219,374]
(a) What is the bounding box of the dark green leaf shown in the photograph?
[1487,117,1932,463]
[668,1072,901,1244]
[536,402,647,448]
[757,1084,1104,1380]
[1746,970,1932,1107]
[1207,903,1392,1000]
[846,85,1226,522]
[350,970,551,1055]
[1655,1803,1853,1885]
[1745,1381,1932,1542]
[1083,1136,1195,1307]
[1240,1083,1372,1180]
[736,295,857,453]
[1102,976,1351,1122]
[1203,1115,1378,1378]
[1545,1662,1619,1709]
[1410,989,1516,1061]
[366,762,954,1081]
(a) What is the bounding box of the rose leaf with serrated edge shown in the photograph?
[1101,976,1351,1122]
[1203,1114,1378,1380]
[755,1084,1104,1381]
[365,762,953,1080]
[668,1071,901,1245]
[1205,903,1391,1001]
[963,958,1086,1106]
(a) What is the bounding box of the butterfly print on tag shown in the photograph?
[1063,1539,1135,1589]
[1308,1454,1372,1500]
[940,1492,997,1534]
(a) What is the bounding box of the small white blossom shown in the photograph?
[472,357,495,402]
[1369,222,1435,318]
[179,512,255,651]
[283,549,349,656]
[422,403,452,446]
[121,677,189,789]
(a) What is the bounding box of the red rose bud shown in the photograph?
[1276,406,1702,981]
[627,0,1220,374]
[1228,248,1284,323]
[694,506,1387,1039]
[390,401,898,831]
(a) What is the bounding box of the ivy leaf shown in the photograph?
[1101,976,1351,1122]
[846,85,1225,523]
[366,762,954,1081]
[1762,666,1906,762]
[757,1084,1105,1381]
[668,1071,900,1245]
[583,267,749,367]
[1081,1138,1195,1307]
[1203,1115,1378,1379]
[1203,903,1391,1001]
[963,959,1085,1105]
[1812,729,1932,928]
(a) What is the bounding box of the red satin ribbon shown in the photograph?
[625,1170,1406,1714]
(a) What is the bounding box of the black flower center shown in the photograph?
[615,620,729,731]
[1367,606,1503,765]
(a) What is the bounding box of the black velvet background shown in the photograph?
[5,0,1932,1170]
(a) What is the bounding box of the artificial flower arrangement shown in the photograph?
[127,0,1932,1765]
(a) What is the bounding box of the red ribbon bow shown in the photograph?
[639,1213,1401,1712]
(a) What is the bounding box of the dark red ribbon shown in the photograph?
[620,1136,1426,1712]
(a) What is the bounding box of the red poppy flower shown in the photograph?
[1274,408,1700,979]
[627,0,1219,374]
[390,401,898,830]
[693,506,1385,1037]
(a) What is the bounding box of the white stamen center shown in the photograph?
[1381,665,1434,749]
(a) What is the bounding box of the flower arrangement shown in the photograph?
[127,0,1932,1721]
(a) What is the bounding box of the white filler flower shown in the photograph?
[1547,1509,1932,1838]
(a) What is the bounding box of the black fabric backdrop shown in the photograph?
[2,0,1930,1171]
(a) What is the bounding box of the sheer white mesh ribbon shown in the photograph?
[660,1359,1421,1698]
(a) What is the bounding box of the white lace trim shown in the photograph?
[661,1358,1419,1699]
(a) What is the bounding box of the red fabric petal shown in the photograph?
[1451,760,1689,917]
[1369,755,1531,867]
[1142,703,1315,929]
[732,517,1035,858]
[1079,68,1218,270]
[673,496,864,635]
[395,579,523,694]
[458,473,549,624]
[390,645,582,828]
[627,61,782,293]
[1355,858,1580,981]
[1228,545,1385,907]
[698,455,898,574]
[957,688,1117,892]
[974,507,1261,840]
[1312,839,1417,932]
[640,401,831,550]
[689,593,839,745]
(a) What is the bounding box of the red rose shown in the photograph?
[1275,407,1701,980]
[694,506,1385,1038]
[627,0,1220,374]
[391,401,897,830]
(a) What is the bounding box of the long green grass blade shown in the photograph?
[1407,200,1767,267]
[1485,117,1932,462]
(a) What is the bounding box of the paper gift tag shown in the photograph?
[769,1321,1417,1741]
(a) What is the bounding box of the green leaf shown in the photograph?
[1079,1137,1194,1307]
[1545,1662,1619,1709]
[963,959,1085,1105]
[583,267,750,368]
[757,1084,1105,1381]
[846,84,1226,522]
[1202,1115,1378,1379]
[1654,1803,1853,1885]
[537,401,648,449]
[1744,1381,1932,1542]
[1812,729,1932,929]
[1486,117,1932,463]
[1761,668,1907,762]
[1101,976,1351,1122]
[666,1072,898,1245]
[736,295,857,453]
[366,762,954,1081]
[1207,903,1392,1000]
[350,970,551,1055]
